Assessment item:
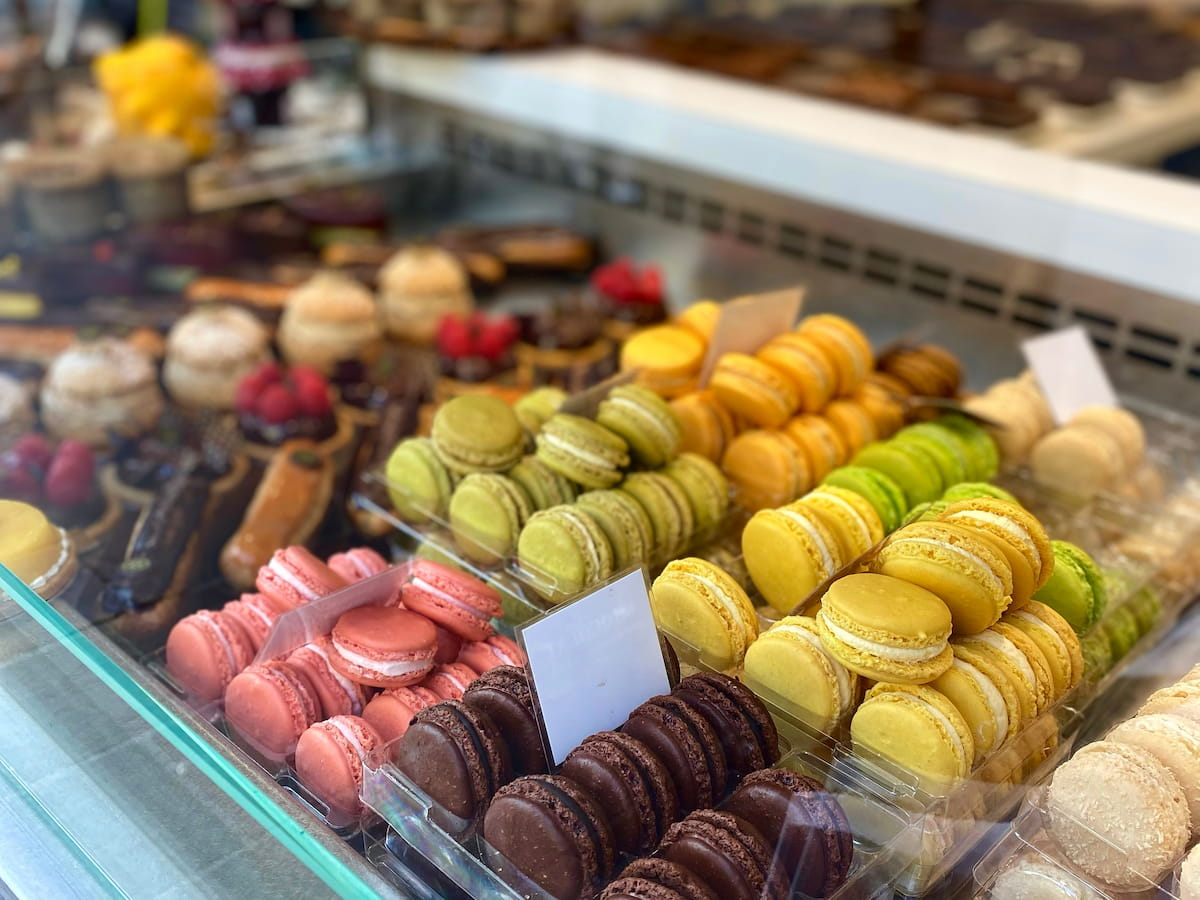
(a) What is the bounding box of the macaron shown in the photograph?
[576,488,654,571]
[514,386,567,437]
[822,399,878,457]
[1031,541,1107,634]
[394,700,511,832]
[621,324,705,398]
[710,353,799,429]
[797,314,873,396]
[484,774,616,900]
[562,731,677,854]
[670,390,738,462]
[931,650,1016,765]
[536,413,630,489]
[1107,714,1200,837]
[954,628,1042,724]
[743,615,861,732]
[1069,405,1145,470]
[457,634,528,673]
[674,672,781,783]
[401,559,503,641]
[742,502,843,616]
[676,300,721,342]
[1105,606,1142,662]
[433,624,463,664]
[517,505,614,604]
[990,854,1097,900]
[663,452,730,538]
[622,692,730,814]
[1138,683,1200,723]
[851,383,905,438]
[224,660,321,758]
[871,520,1014,635]
[221,592,282,653]
[989,621,1055,713]
[361,685,439,744]
[600,857,719,900]
[1002,601,1084,698]
[422,662,480,701]
[851,682,974,794]
[597,383,682,469]
[892,428,966,491]
[255,546,348,611]
[853,440,943,507]
[463,665,547,778]
[822,465,908,533]
[756,332,836,413]
[936,414,1000,482]
[816,572,953,684]
[1030,424,1127,497]
[650,558,758,671]
[722,429,811,512]
[327,547,389,584]
[621,471,695,562]
[1046,741,1189,889]
[288,636,371,719]
[658,809,788,900]
[939,498,1053,607]
[329,606,438,688]
[783,414,847,482]
[940,482,1017,505]
[431,395,525,475]
[799,485,885,563]
[165,609,256,705]
[385,436,457,524]
[507,455,578,511]
[448,473,534,565]
[294,715,383,816]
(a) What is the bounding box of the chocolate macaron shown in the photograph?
[562,731,679,855]
[600,858,718,900]
[622,695,728,813]
[658,809,789,900]
[723,768,854,897]
[484,773,616,900]
[463,665,548,777]
[393,700,510,833]
[674,673,781,787]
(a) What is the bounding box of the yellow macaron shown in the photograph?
[711,353,800,429]
[797,314,874,397]
[756,332,837,414]
[939,498,1053,609]
[620,324,705,398]
[1002,601,1084,699]
[722,429,811,513]
[650,558,758,670]
[743,502,844,615]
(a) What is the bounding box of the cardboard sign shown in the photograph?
[559,368,639,418]
[1022,326,1118,425]
[518,569,669,765]
[697,287,804,386]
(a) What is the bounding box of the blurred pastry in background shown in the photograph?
[164,305,272,410]
[379,245,474,345]
[279,271,383,374]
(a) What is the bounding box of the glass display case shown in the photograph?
[4,6,1200,897]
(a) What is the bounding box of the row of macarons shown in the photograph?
[389,669,854,900]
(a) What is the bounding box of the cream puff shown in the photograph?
[278,271,383,374]
[379,245,473,345]
[164,305,272,409]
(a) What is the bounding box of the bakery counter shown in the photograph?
[0,569,400,900]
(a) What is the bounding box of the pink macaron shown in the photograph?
[434,625,464,665]
[327,547,390,583]
[256,546,348,611]
[329,606,438,688]
[422,663,480,701]
[224,660,320,758]
[457,634,527,674]
[362,685,440,744]
[288,636,371,719]
[401,559,502,642]
[222,593,281,653]
[295,715,383,817]
[165,609,256,705]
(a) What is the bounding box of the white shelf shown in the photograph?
[365,45,1200,305]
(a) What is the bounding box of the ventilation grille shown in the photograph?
[438,119,1200,381]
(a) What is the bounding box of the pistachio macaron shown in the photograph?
[822,465,908,533]
[596,384,682,469]
[448,473,534,566]
[535,413,630,489]
[650,558,758,670]
[575,489,654,572]
[431,395,526,474]
[621,471,695,563]
[517,505,614,604]
[662,453,729,538]
[1031,540,1107,634]
[386,436,456,523]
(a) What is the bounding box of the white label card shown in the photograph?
[518,569,669,765]
[1022,325,1118,425]
[697,287,805,387]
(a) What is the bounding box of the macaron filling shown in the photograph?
[675,569,754,651]
[327,717,372,767]
[28,527,71,594]
[887,537,1006,596]
[239,599,277,633]
[821,615,946,662]
[812,491,874,552]
[333,643,431,678]
[607,394,679,449]
[952,658,1009,753]
[969,631,1037,694]
[412,576,490,621]
[778,509,837,577]
[945,510,1043,572]
[268,556,325,603]
[306,642,364,713]
[774,622,855,713]
[540,433,620,471]
[556,508,606,577]
[1011,611,1072,675]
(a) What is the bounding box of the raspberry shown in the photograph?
[295,378,332,418]
[288,364,327,391]
[257,383,300,424]
[636,266,664,304]
[10,433,53,473]
[234,378,260,414]
[0,461,40,503]
[437,315,474,359]
[476,320,515,361]
[44,441,94,508]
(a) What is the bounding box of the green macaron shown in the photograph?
[895,423,970,487]
[937,414,1000,481]
[853,441,943,507]
[448,473,534,566]
[1104,605,1141,661]
[822,465,909,533]
[385,437,456,523]
[1080,628,1115,681]
[508,455,578,511]
[535,414,630,489]
[432,395,526,474]
[1127,585,1162,636]
[517,505,614,603]
[620,472,695,563]
[514,386,568,437]
[1031,540,1107,634]
[596,384,682,469]
[576,489,654,571]
[662,453,729,538]
[940,482,1019,505]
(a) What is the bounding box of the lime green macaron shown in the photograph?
[508,455,578,511]
[822,465,908,533]
[596,384,682,469]
[432,395,526,474]
[535,414,630,489]
[895,423,969,487]
[576,489,654,572]
[1031,540,1107,634]
[662,453,729,538]
[853,441,943,507]
[517,504,614,604]
[937,414,1000,481]
[386,437,456,523]
[448,473,534,566]
[621,471,696,563]
[514,386,567,437]
[941,482,1019,505]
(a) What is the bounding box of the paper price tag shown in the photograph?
[1022,326,1118,425]
[518,569,669,765]
[697,287,804,386]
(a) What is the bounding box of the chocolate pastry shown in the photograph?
[674,672,781,787]
[483,773,616,900]
[658,809,788,900]
[600,858,718,900]
[621,694,727,813]
[436,224,596,274]
[463,665,548,777]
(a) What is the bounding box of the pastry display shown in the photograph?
[515,295,617,392]
[590,257,669,341]
[434,311,520,399]
[0,500,79,599]
[379,246,474,345]
[163,305,272,409]
[278,272,383,375]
